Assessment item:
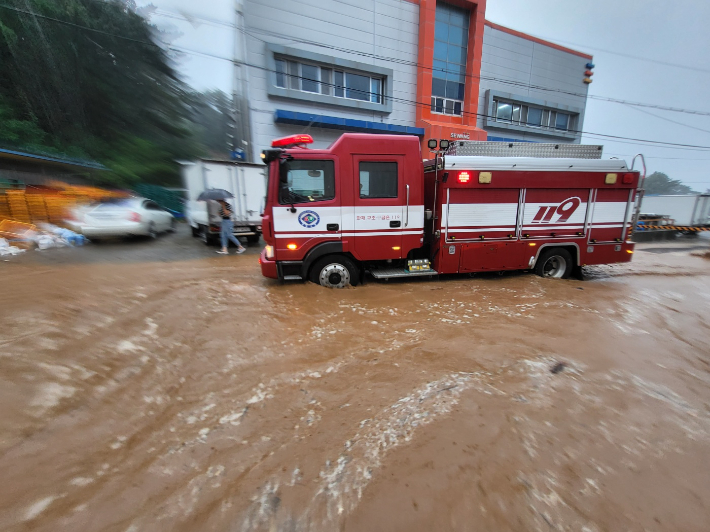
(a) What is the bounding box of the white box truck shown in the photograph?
[640,194,710,226]
[181,159,266,245]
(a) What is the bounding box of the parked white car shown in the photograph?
[67,198,176,240]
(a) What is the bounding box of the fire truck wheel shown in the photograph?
[535,248,573,279]
[310,255,360,288]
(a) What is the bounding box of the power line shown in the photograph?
[155,7,710,77]
[150,6,710,117]
[623,104,710,136]
[4,3,710,153]
[7,1,710,120]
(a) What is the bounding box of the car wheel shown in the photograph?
[247,233,260,244]
[148,222,158,239]
[310,255,360,288]
[534,248,573,279]
[190,225,200,237]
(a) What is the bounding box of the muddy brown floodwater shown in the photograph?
[1,240,710,532]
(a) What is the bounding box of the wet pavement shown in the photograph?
[1,228,710,531]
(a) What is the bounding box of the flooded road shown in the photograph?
[1,235,710,531]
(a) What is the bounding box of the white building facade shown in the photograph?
[237,0,593,161]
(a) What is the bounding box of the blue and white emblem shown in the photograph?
[298,210,320,228]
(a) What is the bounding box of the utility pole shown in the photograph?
[229,0,253,163]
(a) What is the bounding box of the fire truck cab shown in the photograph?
[259,133,642,288]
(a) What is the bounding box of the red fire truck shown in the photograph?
[259,133,644,288]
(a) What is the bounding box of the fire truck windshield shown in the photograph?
[278,159,335,204]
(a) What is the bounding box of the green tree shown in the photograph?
[643,172,696,195]
[0,0,200,185]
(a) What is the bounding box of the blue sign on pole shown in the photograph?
[230,149,246,161]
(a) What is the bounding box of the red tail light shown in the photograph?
[458,171,471,184]
[128,212,141,222]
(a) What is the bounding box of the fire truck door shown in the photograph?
[350,155,406,261]
[273,158,341,255]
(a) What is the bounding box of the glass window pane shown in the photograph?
[448,7,468,28]
[370,78,381,103]
[433,60,447,77]
[556,112,569,130]
[447,45,465,64]
[432,77,446,97]
[435,98,444,113]
[301,64,319,93]
[431,97,437,113]
[448,24,465,45]
[496,102,512,121]
[359,162,398,199]
[527,107,542,126]
[279,160,335,205]
[345,72,370,101]
[435,20,449,42]
[445,80,460,99]
[446,70,464,84]
[542,109,550,127]
[434,40,448,61]
[275,59,286,88]
[512,105,521,122]
[288,61,299,90]
[454,101,462,115]
[521,106,528,123]
[321,68,331,95]
[457,82,465,101]
[334,71,344,97]
[445,99,455,115]
[435,7,449,23]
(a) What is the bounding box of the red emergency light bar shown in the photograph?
[271,134,314,148]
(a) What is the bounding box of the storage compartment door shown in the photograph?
[589,189,632,242]
[522,188,590,239]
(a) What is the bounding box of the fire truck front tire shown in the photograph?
[534,248,573,279]
[310,255,360,288]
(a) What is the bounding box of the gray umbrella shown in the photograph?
[197,188,234,201]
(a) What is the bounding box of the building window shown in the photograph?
[359,162,398,199]
[493,97,574,133]
[431,2,469,116]
[555,112,570,131]
[275,57,383,104]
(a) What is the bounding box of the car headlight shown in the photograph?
[264,245,274,259]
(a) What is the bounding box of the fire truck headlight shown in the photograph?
[265,245,274,259]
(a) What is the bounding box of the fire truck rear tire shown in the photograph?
[534,248,573,279]
[310,255,360,288]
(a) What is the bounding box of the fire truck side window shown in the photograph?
[359,162,398,199]
[279,160,335,204]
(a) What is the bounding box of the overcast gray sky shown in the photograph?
[140,0,710,191]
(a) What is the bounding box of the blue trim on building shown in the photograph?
[486,135,536,143]
[274,110,424,136]
[0,147,106,170]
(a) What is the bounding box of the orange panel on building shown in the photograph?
[416,0,487,157]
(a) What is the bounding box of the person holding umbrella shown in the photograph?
[196,189,246,255]
[216,200,246,254]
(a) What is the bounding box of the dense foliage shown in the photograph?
[644,172,696,195]
[0,0,206,186]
